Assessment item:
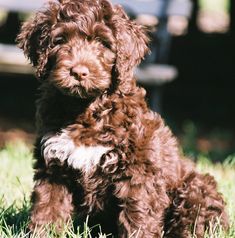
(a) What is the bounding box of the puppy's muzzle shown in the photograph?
[70,65,90,81]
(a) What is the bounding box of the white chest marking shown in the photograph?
[42,131,111,173]
[67,145,111,173]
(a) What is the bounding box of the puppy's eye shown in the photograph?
[94,36,110,49]
[53,35,66,45]
[99,39,111,50]
[101,40,111,49]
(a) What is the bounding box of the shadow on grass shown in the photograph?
[0,200,108,237]
[0,198,30,235]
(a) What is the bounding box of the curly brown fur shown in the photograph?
[17,0,228,237]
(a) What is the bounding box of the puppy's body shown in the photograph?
[34,82,181,236]
[18,0,228,237]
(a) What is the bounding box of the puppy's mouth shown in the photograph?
[48,71,103,99]
[62,84,88,98]
[49,59,112,98]
[62,83,101,99]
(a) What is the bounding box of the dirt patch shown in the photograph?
[0,117,35,147]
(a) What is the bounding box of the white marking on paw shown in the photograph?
[67,145,111,173]
[42,131,112,172]
[42,132,75,165]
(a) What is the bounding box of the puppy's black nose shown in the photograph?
[70,65,89,80]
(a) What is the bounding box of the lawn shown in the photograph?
[199,0,230,12]
[0,141,234,237]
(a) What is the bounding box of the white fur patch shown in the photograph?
[42,131,111,173]
[42,132,75,164]
[67,145,111,172]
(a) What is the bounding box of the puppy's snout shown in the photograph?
[70,65,89,80]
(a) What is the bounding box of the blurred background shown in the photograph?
[0,0,234,161]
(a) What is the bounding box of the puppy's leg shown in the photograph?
[29,179,74,234]
[115,180,170,238]
[164,172,228,238]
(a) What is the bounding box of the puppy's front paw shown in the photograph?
[41,133,75,166]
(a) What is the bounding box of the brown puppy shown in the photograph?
[17,0,228,237]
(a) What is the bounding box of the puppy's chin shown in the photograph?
[61,86,102,99]
[51,83,102,99]
[60,86,89,99]
[48,78,103,99]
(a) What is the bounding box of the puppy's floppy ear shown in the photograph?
[17,9,54,79]
[112,5,149,88]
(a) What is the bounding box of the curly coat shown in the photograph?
[17,0,228,237]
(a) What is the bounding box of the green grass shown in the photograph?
[0,142,234,237]
[199,0,230,13]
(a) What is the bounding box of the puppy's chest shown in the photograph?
[37,90,90,132]
[70,119,142,174]
[69,133,122,175]
[67,144,112,174]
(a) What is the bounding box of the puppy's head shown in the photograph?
[17,0,148,98]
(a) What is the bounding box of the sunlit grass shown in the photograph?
[196,155,235,238]
[0,142,234,237]
[199,0,230,13]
